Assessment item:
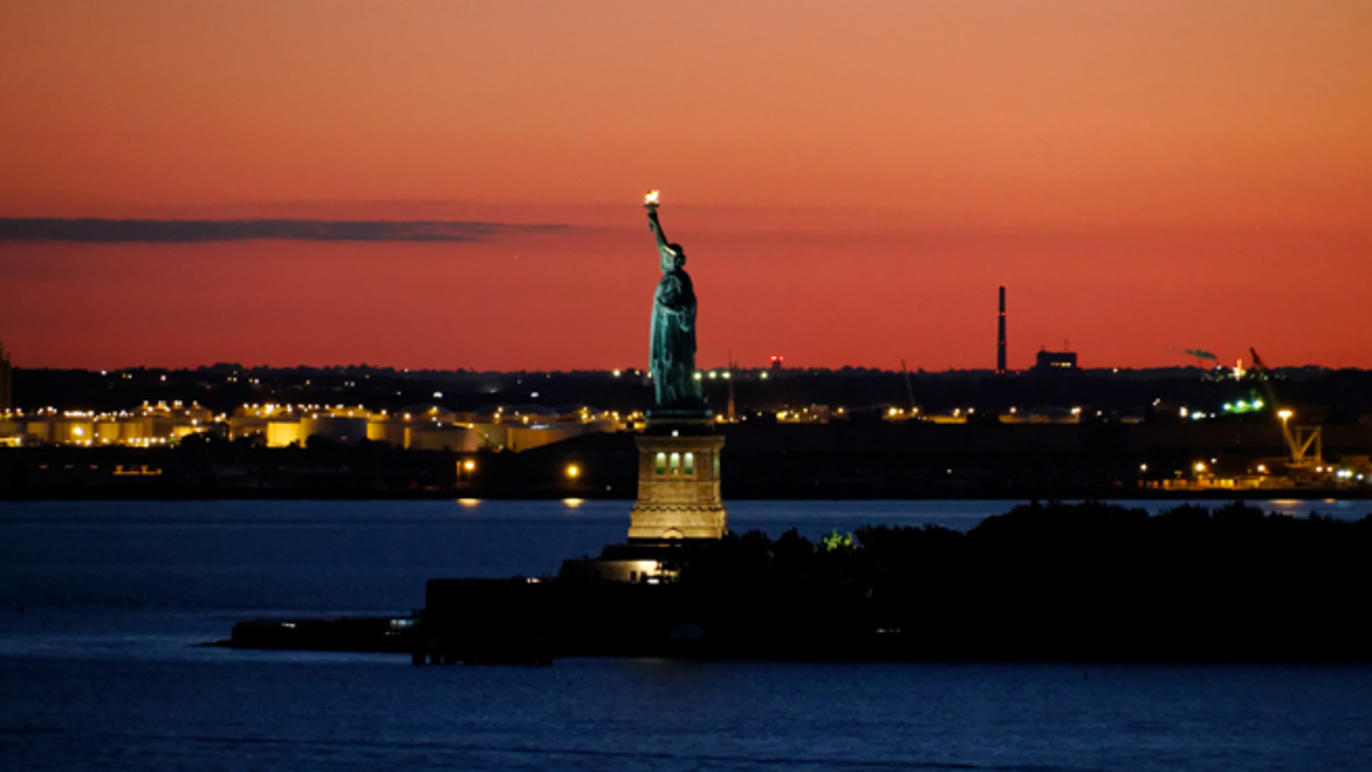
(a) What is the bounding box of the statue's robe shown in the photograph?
[650,267,701,408]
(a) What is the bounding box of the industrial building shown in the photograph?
[1035,350,1079,372]
[1,399,627,453]
[0,401,216,448]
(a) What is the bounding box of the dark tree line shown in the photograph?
[672,502,1372,660]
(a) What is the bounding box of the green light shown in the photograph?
[821,529,853,551]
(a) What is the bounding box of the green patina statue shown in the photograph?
[644,192,704,410]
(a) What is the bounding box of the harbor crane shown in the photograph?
[1249,348,1323,471]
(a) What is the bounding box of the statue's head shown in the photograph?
[669,244,686,267]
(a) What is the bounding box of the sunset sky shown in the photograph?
[2,1,1369,371]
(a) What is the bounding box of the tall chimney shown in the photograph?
[0,340,11,411]
[996,286,1007,375]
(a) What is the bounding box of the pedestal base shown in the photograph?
[627,423,726,540]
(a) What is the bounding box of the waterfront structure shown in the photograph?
[776,404,835,423]
[0,400,623,451]
[229,403,622,451]
[629,192,727,540]
[0,401,216,447]
[997,405,1083,424]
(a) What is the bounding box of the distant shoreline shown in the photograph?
[6,489,1370,502]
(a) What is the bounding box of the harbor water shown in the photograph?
[3,499,1371,770]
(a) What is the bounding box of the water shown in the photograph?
[3,499,1372,770]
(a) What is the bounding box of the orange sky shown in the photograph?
[2,1,1370,370]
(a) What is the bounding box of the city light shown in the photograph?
[0,399,634,452]
[565,463,581,479]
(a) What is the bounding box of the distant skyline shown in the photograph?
[2,1,1369,370]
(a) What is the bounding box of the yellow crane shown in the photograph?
[1249,348,1322,471]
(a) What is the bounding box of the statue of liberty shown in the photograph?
[643,191,704,410]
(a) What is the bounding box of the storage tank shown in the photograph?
[300,415,368,445]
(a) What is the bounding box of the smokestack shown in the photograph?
[996,286,1007,374]
[0,340,10,411]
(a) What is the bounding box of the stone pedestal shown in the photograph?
[627,417,726,540]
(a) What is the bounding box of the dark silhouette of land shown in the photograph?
[6,364,1372,499]
[226,501,1372,662]
[11,363,1372,421]
[6,422,1372,500]
[668,500,1372,660]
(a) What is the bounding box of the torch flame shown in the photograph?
[644,189,660,205]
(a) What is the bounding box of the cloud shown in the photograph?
[1179,347,1218,360]
[0,218,568,243]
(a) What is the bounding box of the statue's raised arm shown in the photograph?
[644,191,677,271]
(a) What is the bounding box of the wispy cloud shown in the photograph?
[1174,347,1218,361]
[0,218,568,243]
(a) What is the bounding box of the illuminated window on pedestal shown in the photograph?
[684,452,695,475]
[655,452,666,475]
[670,452,681,474]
